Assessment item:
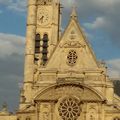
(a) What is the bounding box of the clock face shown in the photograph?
[37,9,50,26]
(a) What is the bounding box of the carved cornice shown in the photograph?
[60,41,86,48]
[55,81,84,89]
[56,77,84,84]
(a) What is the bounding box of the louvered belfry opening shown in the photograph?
[34,33,49,66]
[34,33,41,64]
[35,33,41,54]
[42,34,49,65]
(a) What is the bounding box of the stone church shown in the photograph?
[0,0,120,120]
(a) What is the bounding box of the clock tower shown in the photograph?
[23,0,61,103]
[36,0,61,65]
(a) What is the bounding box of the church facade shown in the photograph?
[0,0,120,120]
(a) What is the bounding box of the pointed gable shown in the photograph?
[46,13,99,71]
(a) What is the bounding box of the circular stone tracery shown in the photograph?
[58,97,80,120]
[67,50,78,66]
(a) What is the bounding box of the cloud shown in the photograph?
[107,59,120,78]
[61,0,120,46]
[59,0,120,78]
[8,0,27,12]
[0,0,13,5]
[0,33,25,111]
[0,69,23,111]
[61,0,75,9]
[0,0,27,12]
[0,33,25,58]
[84,17,106,29]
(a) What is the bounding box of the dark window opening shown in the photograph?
[35,34,40,41]
[43,34,49,42]
[42,48,48,54]
[42,34,49,65]
[35,33,41,54]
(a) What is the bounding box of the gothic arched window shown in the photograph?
[35,33,41,54]
[42,33,49,65]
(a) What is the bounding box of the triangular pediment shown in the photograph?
[46,18,98,71]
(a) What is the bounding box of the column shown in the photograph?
[24,0,37,102]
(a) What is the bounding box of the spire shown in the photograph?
[70,6,78,20]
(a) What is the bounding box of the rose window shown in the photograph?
[58,97,80,120]
[67,50,78,66]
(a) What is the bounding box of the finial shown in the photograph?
[2,102,8,112]
[70,5,78,19]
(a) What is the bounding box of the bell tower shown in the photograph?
[35,0,61,66]
[23,0,61,104]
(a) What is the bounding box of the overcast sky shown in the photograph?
[0,0,120,112]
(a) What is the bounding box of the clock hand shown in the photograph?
[40,16,44,23]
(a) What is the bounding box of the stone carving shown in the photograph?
[88,107,97,120]
[60,41,86,48]
[34,83,105,103]
[90,115,95,120]
[85,75,102,81]
[43,112,49,120]
[41,103,51,120]
[20,96,26,103]
[58,97,81,120]
[20,89,26,103]
[67,50,78,66]
[69,30,77,40]
[37,0,52,5]
[35,84,86,102]
[34,64,40,82]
